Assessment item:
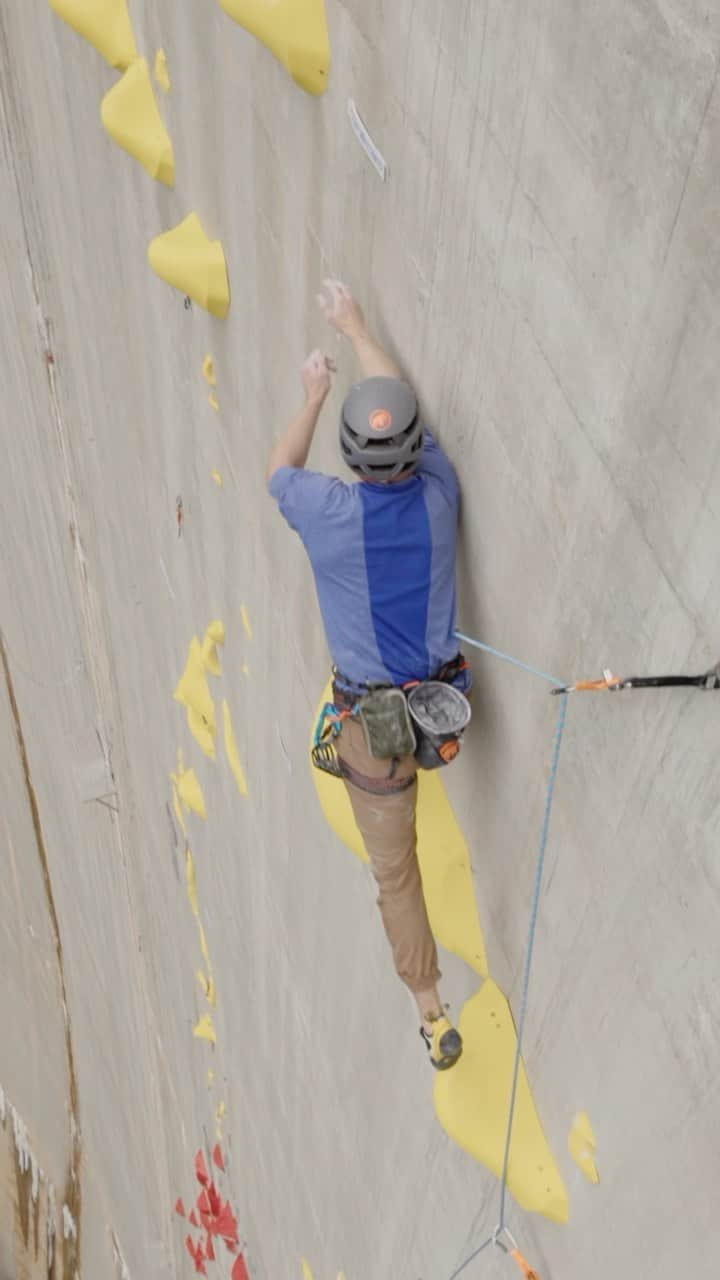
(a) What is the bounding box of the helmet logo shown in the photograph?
[369,409,392,431]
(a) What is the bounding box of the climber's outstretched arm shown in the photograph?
[317,279,403,381]
[265,349,335,483]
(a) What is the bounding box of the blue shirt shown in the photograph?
[268,430,461,687]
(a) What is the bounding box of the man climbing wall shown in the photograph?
[266,280,472,1070]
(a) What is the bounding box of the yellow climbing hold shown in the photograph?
[197,924,213,978]
[242,660,250,678]
[174,637,217,759]
[240,605,252,639]
[193,1014,216,1045]
[196,970,217,1007]
[202,355,216,386]
[222,700,248,796]
[186,848,200,918]
[568,1111,600,1183]
[49,0,137,69]
[154,48,170,92]
[301,1263,314,1280]
[310,681,488,975]
[101,57,174,186]
[211,470,223,488]
[218,0,330,96]
[208,392,220,412]
[434,981,568,1223]
[200,620,225,678]
[416,771,488,977]
[148,214,230,318]
[171,753,206,821]
[207,1069,214,1084]
[215,1099,226,1138]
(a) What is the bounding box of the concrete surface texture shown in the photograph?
[1,1,719,1277]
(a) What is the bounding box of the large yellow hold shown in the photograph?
[218,0,330,96]
[149,214,230,318]
[101,58,174,186]
[49,0,137,69]
[435,981,568,1223]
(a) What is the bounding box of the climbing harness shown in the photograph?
[446,630,719,1280]
[551,661,720,695]
[313,655,472,778]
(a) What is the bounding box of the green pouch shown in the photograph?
[357,688,417,759]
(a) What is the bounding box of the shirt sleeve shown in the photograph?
[267,465,348,538]
[418,428,459,495]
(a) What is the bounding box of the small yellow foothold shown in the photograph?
[174,636,217,757]
[301,1263,314,1280]
[197,924,213,979]
[148,213,230,318]
[49,0,137,69]
[201,621,225,677]
[242,660,250,678]
[208,392,220,412]
[218,0,330,96]
[101,57,174,186]
[222,700,248,796]
[211,470,223,487]
[568,1111,600,1184]
[196,970,217,1007]
[240,604,252,639]
[193,1014,216,1045]
[202,354,217,386]
[207,1069,214,1084]
[154,48,171,92]
[186,848,200,918]
[171,760,207,819]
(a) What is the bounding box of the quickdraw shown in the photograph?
[552,661,720,695]
[311,701,358,777]
[493,1228,541,1280]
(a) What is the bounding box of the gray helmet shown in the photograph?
[339,377,424,480]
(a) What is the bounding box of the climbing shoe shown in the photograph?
[420,1012,463,1071]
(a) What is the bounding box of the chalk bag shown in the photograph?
[407,680,472,769]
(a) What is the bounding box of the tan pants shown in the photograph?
[335,714,440,993]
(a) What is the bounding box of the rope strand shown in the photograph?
[446,633,569,1280]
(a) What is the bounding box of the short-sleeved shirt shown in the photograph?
[268,429,461,687]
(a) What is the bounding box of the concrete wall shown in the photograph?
[1,1,719,1276]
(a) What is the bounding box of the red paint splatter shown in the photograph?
[185,1235,207,1275]
[232,1255,250,1280]
[195,1149,210,1186]
[176,1146,242,1272]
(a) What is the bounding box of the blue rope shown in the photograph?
[498,692,568,1227]
[448,1233,494,1280]
[445,632,569,1280]
[454,630,564,688]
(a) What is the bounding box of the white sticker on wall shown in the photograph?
[347,99,388,181]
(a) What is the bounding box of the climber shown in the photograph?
[266,280,472,1071]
